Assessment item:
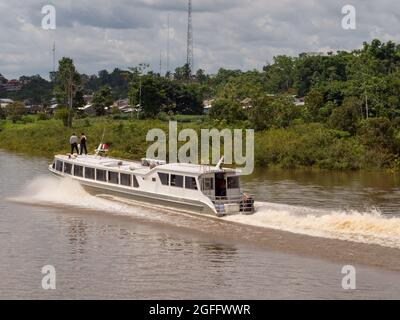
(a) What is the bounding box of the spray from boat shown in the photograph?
[10,176,400,249]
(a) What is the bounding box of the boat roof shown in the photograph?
[54,154,237,176]
[156,163,236,175]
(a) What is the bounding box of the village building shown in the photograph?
[1,79,22,92]
[203,99,214,114]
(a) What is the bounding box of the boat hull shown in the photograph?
[49,168,218,216]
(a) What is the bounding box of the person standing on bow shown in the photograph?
[80,133,88,155]
[70,133,79,155]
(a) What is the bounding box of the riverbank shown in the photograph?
[0,116,398,171]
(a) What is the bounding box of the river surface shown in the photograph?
[0,150,399,299]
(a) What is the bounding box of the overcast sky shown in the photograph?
[1,0,400,79]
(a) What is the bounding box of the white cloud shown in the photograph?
[0,0,400,79]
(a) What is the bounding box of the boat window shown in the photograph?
[171,175,184,188]
[120,173,131,187]
[64,162,73,175]
[74,165,84,177]
[108,171,119,184]
[85,167,95,180]
[96,169,107,182]
[158,173,169,186]
[227,176,240,189]
[202,178,214,190]
[185,177,198,190]
[133,175,139,188]
[52,162,55,169]
[55,160,63,172]
[215,173,227,197]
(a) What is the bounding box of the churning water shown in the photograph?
[1,151,399,299]
[11,175,400,249]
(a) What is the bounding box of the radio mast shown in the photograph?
[52,41,56,73]
[167,13,170,75]
[186,0,194,78]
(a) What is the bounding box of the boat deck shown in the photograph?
[55,154,237,176]
[56,154,144,171]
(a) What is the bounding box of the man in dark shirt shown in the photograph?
[80,133,88,155]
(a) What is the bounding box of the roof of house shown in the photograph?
[241,98,252,104]
[0,98,14,103]
[79,104,93,111]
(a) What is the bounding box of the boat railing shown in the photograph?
[209,195,255,214]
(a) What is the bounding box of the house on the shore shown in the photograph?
[78,104,96,116]
[0,74,7,85]
[79,99,123,116]
[47,98,58,114]
[83,94,94,105]
[203,99,214,114]
[294,97,305,106]
[0,98,13,108]
[203,98,253,113]
[25,104,44,114]
[240,98,253,110]
[114,98,134,113]
[2,79,22,92]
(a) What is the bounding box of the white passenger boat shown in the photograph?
[48,151,255,217]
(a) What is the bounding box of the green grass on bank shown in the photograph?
[0,116,397,171]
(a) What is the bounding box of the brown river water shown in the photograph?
[0,150,399,299]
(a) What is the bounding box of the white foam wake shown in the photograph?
[10,176,400,249]
[225,202,400,249]
[9,176,168,222]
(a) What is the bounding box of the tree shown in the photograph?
[358,117,398,152]
[92,86,114,116]
[195,69,208,83]
[129,75,167,118]
[6,75,53,105]
[264,55,295,93]
[216,71,265,101]
[174,64,191,81]
[0,106,5,120]
[210,98,246,123]
[174,84,203,115]
[249,95,300,130]
[5,101,26,123]
[328,97,362,134]
[54,107,69,127]
[74,90,85,110]
[55,57,81,127]
[305,89,324,121]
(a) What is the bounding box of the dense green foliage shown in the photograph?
[5,101,26,123]
[54,107,69,127]
[54,57,82,127]
[2,39,400,170]
[1,75,53,104]
[92,86,114,116]
[0,115,399,171]
[0,106,5,120]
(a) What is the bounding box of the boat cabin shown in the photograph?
[50,155,254,216]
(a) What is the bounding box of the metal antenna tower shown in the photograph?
[186,0,194,78]
[159,50,162,75]
[52,40,56,73]
[167,13,170,75]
